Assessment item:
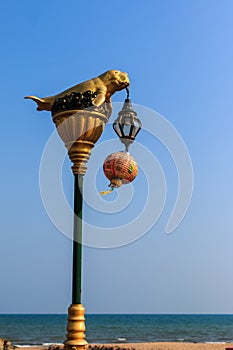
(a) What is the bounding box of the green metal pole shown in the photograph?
[72,174,83,304]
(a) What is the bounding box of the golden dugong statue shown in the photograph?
[25,70,130,112]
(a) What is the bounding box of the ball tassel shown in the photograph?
[99,187,114,196]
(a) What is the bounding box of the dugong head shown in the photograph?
[99,70,130,92]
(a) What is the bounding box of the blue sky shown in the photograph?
[0,0,233,314]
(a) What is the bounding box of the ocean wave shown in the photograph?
[42,344,63,346]
[14,346,44,348]
[14,344,63,348]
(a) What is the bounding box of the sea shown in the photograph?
[1,314,233,346]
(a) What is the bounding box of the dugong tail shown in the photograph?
[24,96,53,111]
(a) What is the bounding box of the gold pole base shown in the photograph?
[64,304,88,350]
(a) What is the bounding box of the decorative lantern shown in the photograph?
[100,151,138,195]
[100,89,141,196]
[113,88,142,152]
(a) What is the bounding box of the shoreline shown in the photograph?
[13,343,233,350]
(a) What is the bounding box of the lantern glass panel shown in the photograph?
[113,123,123,138]
[122,124,132,136]
[131,125,140,137]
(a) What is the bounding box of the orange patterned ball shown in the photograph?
[103,151,138,188]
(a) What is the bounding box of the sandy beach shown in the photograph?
[16,343,233,350]
[99,343,233,350]
[108,344,233,350]
[89,343,233,350]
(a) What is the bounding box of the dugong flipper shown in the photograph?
[24,95,54,111]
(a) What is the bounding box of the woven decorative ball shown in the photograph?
[100,151,138,195]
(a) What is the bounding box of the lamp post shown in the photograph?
[26,70,129,350]
[25,70,142,349]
